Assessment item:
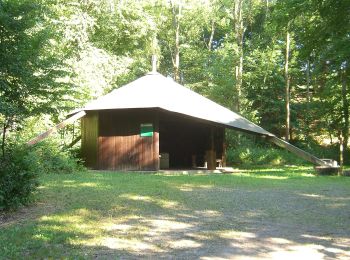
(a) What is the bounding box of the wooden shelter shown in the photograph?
[29,72,331,171]
[70,72,328,171]
[71,72,273,170]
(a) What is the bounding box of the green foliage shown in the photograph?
[225,132,305,166]
[0,144,39,211]
[303,141,350,165]
[0,0,72,116]
[0,0,76,156]
[31,140,84,175]
[227,145,305,166]
[0,135,84,211]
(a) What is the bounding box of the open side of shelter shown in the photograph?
[27,72,334,171]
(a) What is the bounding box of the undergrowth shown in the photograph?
[0,138,84,211]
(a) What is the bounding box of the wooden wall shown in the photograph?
[98,109,159,171]
[81,111,99,168]
[81,108,224,171]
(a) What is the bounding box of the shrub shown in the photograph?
[291,139,341,161]
[0,138,85,211]
[31,140,84,174]
[227,145,306,166]
[0,145,39,211]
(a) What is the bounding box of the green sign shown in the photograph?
[140,123,153,137]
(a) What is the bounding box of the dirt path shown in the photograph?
[93,186,350,259]
[1,172,350,259]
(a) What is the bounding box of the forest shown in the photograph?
[0,0,349,207]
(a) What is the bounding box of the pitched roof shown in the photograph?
[74,72,274,136]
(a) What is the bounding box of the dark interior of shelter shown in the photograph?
[159,113,224,169]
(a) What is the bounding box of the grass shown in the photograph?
[1,166,350,259]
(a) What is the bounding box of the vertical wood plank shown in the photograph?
[81,111,98,169]
[115,136,120,170]
[153,115,160,170]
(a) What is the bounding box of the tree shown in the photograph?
[0,0,72,156]
[298,0,350,162]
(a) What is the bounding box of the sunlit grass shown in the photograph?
[1,166,350,258]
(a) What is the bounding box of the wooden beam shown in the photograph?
[267,136,329,166]
[27,111,86,146]
[67,135,82,148]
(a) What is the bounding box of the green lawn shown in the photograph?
[1,166,350,259]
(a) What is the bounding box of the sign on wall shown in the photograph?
[140,123,153,137]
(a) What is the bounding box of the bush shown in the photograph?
[290,139,342,162]
[0,138,85,211]
[227,145,306,166]
[32,140,84,174]
[224,131,327,166]
[0,145,39,211]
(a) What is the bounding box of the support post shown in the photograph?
[206,127,216,170]
[222,128,227,167]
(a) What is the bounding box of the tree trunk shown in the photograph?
[339,131,344,172]
[306,59,311,108]
[306,59,311,146]
[284,26,291,142]
[264,0,269,22]
[233,0,244,113]
[171,1,181,82]
[208,20,215,51]
[341,66,349,157]
[174,18,180,82]
[1,121,7,158]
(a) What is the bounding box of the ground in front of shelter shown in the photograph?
[1,166,349,259]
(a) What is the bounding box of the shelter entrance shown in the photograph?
[159,113,224,170]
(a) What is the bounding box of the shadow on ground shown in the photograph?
[1,169,349,259]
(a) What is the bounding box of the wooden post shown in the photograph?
[222,128,227,167]
[206,127,216,170]
[27,111,86,146]
[192,155,197,168]
[222,143,227,168]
